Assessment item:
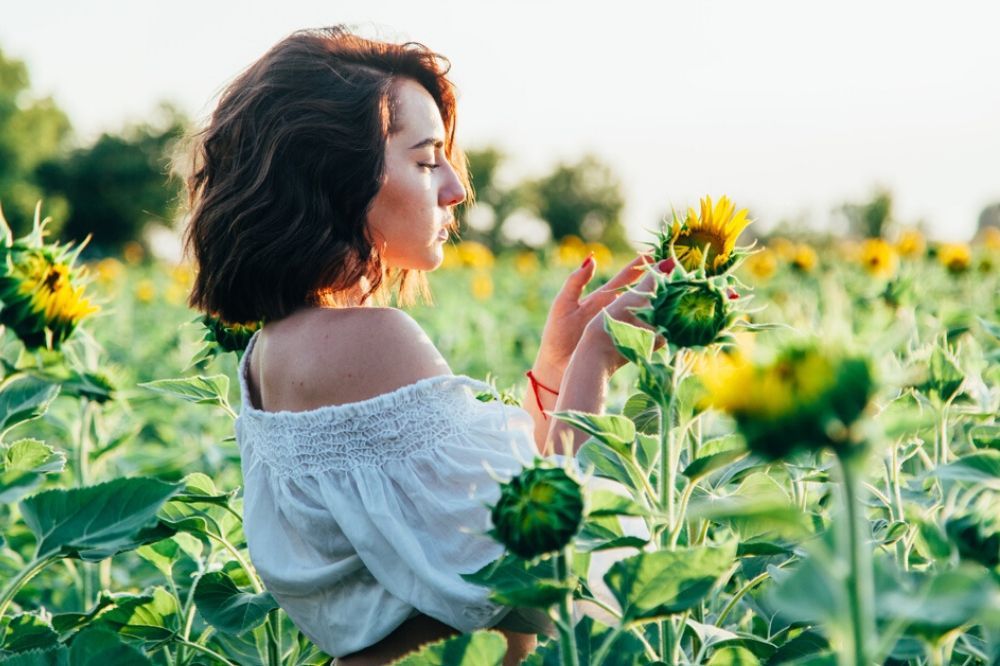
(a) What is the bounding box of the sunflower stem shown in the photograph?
[835,451,874,666]
[553,548,579,666]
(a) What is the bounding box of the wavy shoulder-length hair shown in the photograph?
[180,26,471,323]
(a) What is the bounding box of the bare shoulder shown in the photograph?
[251,307,451,412]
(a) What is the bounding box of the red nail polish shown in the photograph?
[726,288,739,300]
[657,257,675,273]
[580,253,594,269]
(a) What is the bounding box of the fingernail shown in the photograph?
[726,288,739,300]
[580,253,594,269]
[657,257,675,273]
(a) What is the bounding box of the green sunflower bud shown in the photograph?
[202,314,262,354]
[638,280,729,348]
[490,464,584,560]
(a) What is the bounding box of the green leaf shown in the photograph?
[576,520,648,552]
[138,375,231,409]
[0,439,65,504]
[587,490,651,518]
[0,647,67,666]
[1,613,58,651]
[683,449,748,482]
[970,424,1000,450]
[392,629,508,666]
[622,393,660,435]
[932,451,1000,490]
[94,588,180,642]
[0,376,59,437]
[684,619,776,658]
[68,627,152,665]
[767,555,843,626]
[976,316,1000,341]
[577,439,647,495]
[488,579,572,609]
[50,592,117,635]
[551,410,635,454]
[19,477,181,561]
[194,571,278,636]
[706,646,760,665]
[604,541,736,623]
[603,313,655,364]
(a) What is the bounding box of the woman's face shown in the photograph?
[366,78,466,272]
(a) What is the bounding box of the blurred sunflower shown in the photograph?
[135,279,156,303]
[895,228,926,259]
[457,241,495,269]
[471,271,494,300]
[657,195,752,275]
[977,226,1000,251]
[585,241,614,267]
[490,463,584,560]
[790,243,818,273]
[699,344,874,459]
[556,235,588,267]
[744,248,777,281]
[859,238,898,279]
[937,243,971,274]
[513,250,539,275]
[0,205,99,350]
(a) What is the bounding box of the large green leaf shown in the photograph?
[0,439,65,504]
[622,393,660,435]
[587,490,651,518]
[19,477,180,561]
[577,439,647,495]
[392,630,507,666]
[551,410,635,454]
[1,613,58,652]
[604,541,737,623]
[137,375,231,410]
[488,579,573,609]
[604,313,655,364]
[68,627,152,665]
[683,449,748,482]
[932,451,1000,490]
[0,376,60,437]
[93,588,180,642]
[193,571,277,636]
[0,647,67,666]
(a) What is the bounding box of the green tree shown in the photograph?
[36,103,188,253]
[456,146,527,250]
[0,47,72,235]
[840,188,893,239]
[527,154,629,250]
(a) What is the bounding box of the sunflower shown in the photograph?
[636,279,733,349]
[790,243,818,273]
[657,195,753,275]
[937,243,971,274]
[0,205,99,350]
[490,463,584,560]
[699,344,873,459]
[896,228,926,259]
[859,238,898,279]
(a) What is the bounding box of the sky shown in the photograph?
[3,0,999,244]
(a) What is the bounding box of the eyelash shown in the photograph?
[418,163,441,171]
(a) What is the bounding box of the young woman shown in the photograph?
[182,26,666,665]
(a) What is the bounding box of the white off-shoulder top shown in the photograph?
[234,330,562,658]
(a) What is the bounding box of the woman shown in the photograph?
[182,26,666,665]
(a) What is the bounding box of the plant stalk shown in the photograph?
[836,452,874,666]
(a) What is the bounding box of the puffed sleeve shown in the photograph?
[237,375,561,657]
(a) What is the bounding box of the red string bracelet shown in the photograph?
[525,370,559,420]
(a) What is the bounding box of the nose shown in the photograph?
[439,161,466,208]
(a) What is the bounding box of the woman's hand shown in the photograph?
[532,253,655,386]
[581,258,674,372]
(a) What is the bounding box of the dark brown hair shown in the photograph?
[180,26,471,323]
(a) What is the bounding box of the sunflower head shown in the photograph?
[896,228,926,259]
[790,244,818,274]
[0,205,99,351]
[202,314,263,354]
[699,344,874,459]
[490,463,584,560]
[936,243,971,275]
[636,278,733,349]
[653,195,753,276]
[859,238,898,279]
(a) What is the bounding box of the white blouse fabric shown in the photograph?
[234,330,564,658]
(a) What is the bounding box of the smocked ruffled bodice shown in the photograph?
[233,329,556,658]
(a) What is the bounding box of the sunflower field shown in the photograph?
[0,199,999,666]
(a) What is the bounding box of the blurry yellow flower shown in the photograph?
[471,272,493,300]
[896,228,926,259]
[744,249,777,281]
[666,195,752,275]
[93,257,124,285]
[122,241,145,265]
[170,262,195,287]
[457,241,495,269]
[556,235,588,267]
[790,243,818,273]
[135,279,156,303]
[836,240,861,262]
[937,243,971,274]
[859,238,898,279]
[585,241,614,267]
[978,226,1000,251]
[165,283,186,306]
[513,250,539,275]
[440,243,461,269]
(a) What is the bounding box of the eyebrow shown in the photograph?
[409,138,445,150]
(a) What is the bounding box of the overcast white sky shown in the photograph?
[3,0,999,242]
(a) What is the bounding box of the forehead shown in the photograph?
[391,79,444,137]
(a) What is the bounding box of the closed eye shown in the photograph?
[419,163,441,170]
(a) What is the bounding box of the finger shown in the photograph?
[555,252,597,306]
[591,254,653,295]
